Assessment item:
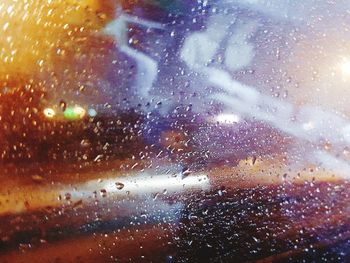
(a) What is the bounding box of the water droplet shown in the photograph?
[181,167,191,179]
[64,193,71,200]
[100,189,107,197]
[31,175,44,183]
[115,182,125,190]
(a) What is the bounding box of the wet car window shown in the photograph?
[1,1,350,262]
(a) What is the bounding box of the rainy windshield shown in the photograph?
[0,1,350,262]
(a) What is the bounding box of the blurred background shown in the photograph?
[1,0,350,262]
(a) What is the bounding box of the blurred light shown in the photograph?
[64,106,86,120]
[342,125,350,143]
[97,173,210,196]
[73,106,86,118]
[215,113,240,124]
[88,108,97,117]
[303,121,315,131]
[340,59,350,76]
[43,108,55,118]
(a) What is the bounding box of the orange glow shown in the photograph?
[0,0,117,76]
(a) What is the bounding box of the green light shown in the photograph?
[63,106,85,120]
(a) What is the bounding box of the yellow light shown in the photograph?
[73,106,86,119]
[43,108,56,118]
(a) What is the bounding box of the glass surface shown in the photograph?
[0,1,350,262]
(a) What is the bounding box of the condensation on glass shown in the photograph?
[0,1,349,262]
